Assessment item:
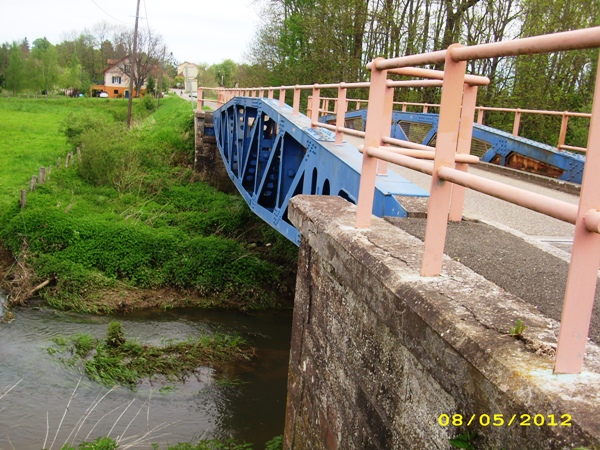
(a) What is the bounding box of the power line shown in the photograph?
[143,0,150,37]
[89,0,128,25]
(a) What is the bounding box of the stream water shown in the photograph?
[0,292,292,449]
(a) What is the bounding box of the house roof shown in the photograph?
[103,55,131,74]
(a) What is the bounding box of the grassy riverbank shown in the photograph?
[0,96,297,312]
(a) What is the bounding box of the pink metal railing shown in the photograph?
[197,27,600,374]
[312,98,591,152]
[204,83,592,154]
[355,26,600,374]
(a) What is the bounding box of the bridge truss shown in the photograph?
[213,97,428,245]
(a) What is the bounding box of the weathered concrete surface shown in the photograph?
[194,110,236,193]
[387,217,600,345]
[284,195,600,450]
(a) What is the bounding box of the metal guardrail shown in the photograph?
[199,25,600,374]
[356,26,600,375]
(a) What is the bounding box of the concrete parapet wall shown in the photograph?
[194,110,236,193]
[284,195,600,450]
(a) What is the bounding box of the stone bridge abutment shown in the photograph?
[194,110,236,193]
[284,195,600,450]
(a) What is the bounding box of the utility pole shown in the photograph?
[157,45,166,109]
[127,0,141,129]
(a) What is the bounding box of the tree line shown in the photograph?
[0,22,179,98]
[245,0,598,145]
[1,2,598,145]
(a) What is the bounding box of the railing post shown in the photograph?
[268,89,274,100]
[558,112,569,150]
[476,108,484,124]
[512,109,521,136]
[449,84,478,222]
[554,62,600,374]
[259,89,265,98]
[323,99,330,116]
[423,104,429,113]
[293,85,301,116]
[279,87,286,107]
[356,59,388,228]
[377,83,395,175]
[307,96,313,117]
[402,103,407,112]
[421,45,466,276]
[335,84,348,146]
[199,88,204,110]
[310,85,321,128]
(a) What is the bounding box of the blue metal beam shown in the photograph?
[326,110,585,184]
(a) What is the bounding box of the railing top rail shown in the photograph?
[387,79,444,88]
[371,26,600,70]
[475,106,592,118]
[387,67,490,86]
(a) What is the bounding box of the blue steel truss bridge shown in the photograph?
[211,96,585,245]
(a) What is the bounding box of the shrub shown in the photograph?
[106,321,125,348]
[138,93,156,113]
[77,125,142,191]
[60,110,113,149]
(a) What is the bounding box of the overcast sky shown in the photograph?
[0,0,263,65]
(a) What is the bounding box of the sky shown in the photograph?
[0,0,263,65]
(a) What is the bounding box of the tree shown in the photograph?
[64,51,84,96]
[146,75,156,96]
[114,27,165,97]
[31,38,60,96]
[0,43,10,91]
[212,59,238,87]
[509,0,599,145]
[5,42,25,95]
[196,63,218,88]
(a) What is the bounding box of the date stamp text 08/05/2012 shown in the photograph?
[438,413,572,428]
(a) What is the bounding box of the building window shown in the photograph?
[124,64,131,74]
[112,76,121,84]
[114,90,118,95]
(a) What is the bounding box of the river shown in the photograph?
[0,292,292,449]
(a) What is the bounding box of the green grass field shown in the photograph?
[0,97,131,209]
[0,95,297,312]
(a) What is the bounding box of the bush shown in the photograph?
[77,125,142,191]
[138,93,156,113]
[60,110,113,149]
[106,321,125,348]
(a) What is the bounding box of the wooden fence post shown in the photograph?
[39,167,46,185]
[57,157,61,169]
[77,147,82,162]
[30,175,37,192]
[20,190,26,208]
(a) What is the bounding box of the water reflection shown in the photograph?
[0,293,291,449]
